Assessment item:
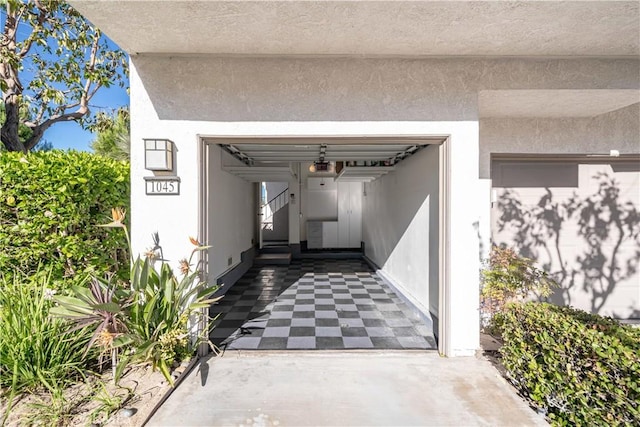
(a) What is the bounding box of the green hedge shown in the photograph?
[0,151,129,283]
[495,302,640,426]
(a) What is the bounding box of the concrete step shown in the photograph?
[254,252,292,265]
[259,245,291,254]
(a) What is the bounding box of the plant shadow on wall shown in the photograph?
[495,172,640,317]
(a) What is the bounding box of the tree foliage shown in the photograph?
[90,107,129,160]
[0,0,127,152]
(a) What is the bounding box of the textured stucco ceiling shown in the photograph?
[70,1,639,57]
[479,90,640,118]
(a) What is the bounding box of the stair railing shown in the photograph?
[261,188,289,229]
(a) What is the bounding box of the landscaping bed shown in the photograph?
[0,151,217,425]
[481,246,640,426]
[1,365,170,426]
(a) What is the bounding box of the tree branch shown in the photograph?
[22,31,103,150]
[34,102,46,123]
[25,107,88,151]
[82,32,101,99]
[17,2,48,59]
[87,81,102,101]
[1,3,24,49]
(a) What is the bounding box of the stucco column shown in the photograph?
[445,122,481,356]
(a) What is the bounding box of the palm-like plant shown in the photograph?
[50,277,131,382]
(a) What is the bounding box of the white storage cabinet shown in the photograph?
[337,181,362,248]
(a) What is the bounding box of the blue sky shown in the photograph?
[45,69,129,152]
[45,37,130,152]
[1,6,130,152]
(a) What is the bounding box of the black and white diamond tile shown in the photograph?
[210,259,437,351]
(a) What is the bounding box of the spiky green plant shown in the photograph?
[120,250,219,383]
[50,276,131,382]
[51,208,219,385]
[0,269,91,394]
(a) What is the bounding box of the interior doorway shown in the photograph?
[259,181,290,249]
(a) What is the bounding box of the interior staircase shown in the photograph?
[256,187,291,265]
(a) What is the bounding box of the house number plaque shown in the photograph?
[144,177,180,195]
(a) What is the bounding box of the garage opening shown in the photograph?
[200,137,447,351]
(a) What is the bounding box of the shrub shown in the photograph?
[481,245,555,327]
[122,252,217,383]
[0,269,92,394]
[0,151,129,283]
[494,302,640,426]
[52,210,219,385]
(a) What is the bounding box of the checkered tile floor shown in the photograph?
[210,259,437,351]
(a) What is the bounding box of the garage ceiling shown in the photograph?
[217,139,441,182]
[221,143,427,164]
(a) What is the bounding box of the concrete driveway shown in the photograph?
[147,351,547,426]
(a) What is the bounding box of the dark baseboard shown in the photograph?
[290,243,301,258]
[431,313,439,340]
[213,246,256,296]
[362,254,379,271]
[363,254,436,336]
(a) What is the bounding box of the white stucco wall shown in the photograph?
[132,56,637,123]
[476,103,640,268]
[479,103,640,179]
[447,124,482,356]
[129,63,201,273]
[207,146,255,280]
[363,145,440,318]
[130,54,637,356]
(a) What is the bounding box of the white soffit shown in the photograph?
[479,90,640,118]
[69,1,639,57]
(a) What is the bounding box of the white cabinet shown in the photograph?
[322,221,339,248]
[337,181,363,248]
[307,220,339,249]
[307,221,323,249]
[306,177,338,220]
